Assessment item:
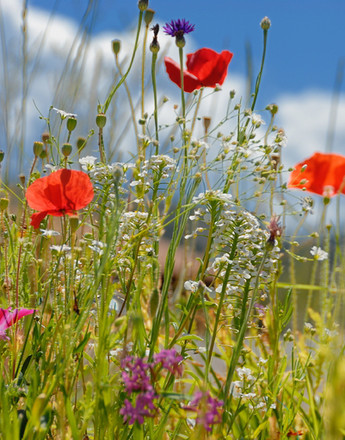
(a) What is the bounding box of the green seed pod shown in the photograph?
[138,0,148,11]
[40,150,47,160]
[33,141,43,157]
[76,137,87,152]
[0,150,4,163]
[96,113,107,129]
[69,215,79,233]
[0,198,9,211]
[67,117,77,132]
[112,39,121,55]
[62,143,72,157]
[144,8,155,26]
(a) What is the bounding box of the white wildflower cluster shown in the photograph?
[79,156,128,191]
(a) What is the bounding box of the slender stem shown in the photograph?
[141,24,149,136]
[250,28,268,113]
[190,89,203,136]
[178,47,186,130]
[151,52,159,147]
[102,11,143,114]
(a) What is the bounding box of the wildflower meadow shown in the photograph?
[1,1,345,439]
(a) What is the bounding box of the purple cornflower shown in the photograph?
[190,391,224,432]
[163,19,195,37]
[121,356,152,393]
[120,390,157,425]
[153,349,183,376]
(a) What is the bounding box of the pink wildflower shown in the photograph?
[0,308,35,340]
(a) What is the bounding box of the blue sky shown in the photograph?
[28,0,345,100]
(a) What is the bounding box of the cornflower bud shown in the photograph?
[67,117,77,132]
[96,113,107,129]
[138,0,148,11]
[62,143,72,157]
[260,16,271,30]
[33,141,43,157]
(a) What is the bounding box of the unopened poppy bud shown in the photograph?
[69,215,79,233]
[96,113,106,129]
[144,9,155,26]
[62,143,72,157]
[67,117,77,132]
[0,198,9,211]
[112,39,121,55]
[76,137,87,152]
[260,16,271,30]
[138,0,148,11]
[230,90,236,99]
[0,150,4,163]
[42,132,50,143]
[33,141,43,157]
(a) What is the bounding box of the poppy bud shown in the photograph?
[62,143,72,157]
[67,117,77,132]
[138,0,148,11]
[42,132,50,144]
[112,39,121,55]
[230,90,236,99]
[0,150,4,163]
[33,141,43,157]
[260,16,271,30]
[96,113,107,129]
[0,198,9,211]
[76,137,87,152]
[144,9,155,26]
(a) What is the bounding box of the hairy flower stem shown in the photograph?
[250,27,268,114]
[102,11,143,114]
[141,23,149,137]
[98,126,106,164]
[151,51,159,146]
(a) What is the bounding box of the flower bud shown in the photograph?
[0,150,4,163]
[62,143,72,157]
[19,174,25,185]
[96,113,107,129]
[67,117,77,132]
[175,34,186,48]
[0,198,9,211]
[150,40,160,54]
[138,0,148,11]
[40,150,47,160]
[230,90,236,99]
[260,16,271,30]
[266,103,278,115]
[33,141,43,157]
[112,39,121,55]
[144,9,155,26]
[76,137,87,152]
[42,132,50,144]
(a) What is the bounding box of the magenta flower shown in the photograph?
[0,308,35,340]
[190,391,224,432]
[121,356,152,393]
[153,348,183,376]
[120,390,157,425]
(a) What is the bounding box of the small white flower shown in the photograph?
[79,156,97,171]
[50,244,71,254]
[310,246,328,261]
[40,229,60,238]
[184,281,198,292]
[53,107,77,119]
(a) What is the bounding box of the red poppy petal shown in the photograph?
[30,211,49,229]
[288,152,345,196]
[26,169,94,212]
[186,48,233,87]
[164,57,202,93]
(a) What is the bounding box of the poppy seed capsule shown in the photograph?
[62,143,72,157]
[0,150,4,163]
[67,117,77,132]
[33,141,43,157]
[96,113,106,129]
[0,198,9,211]
[138,0,148,11]
[144,9,155,26]
[112,39,121,55]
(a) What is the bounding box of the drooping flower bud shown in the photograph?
[62,143,72,157]
[112,39,121,56]
[67,117,77,132]
[76,137,87,152]
[96,113,107,129]
[33,141,43,157]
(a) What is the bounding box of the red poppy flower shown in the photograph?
[288,152,345,197]
[164,48,233,93]
[26,169,94,229]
